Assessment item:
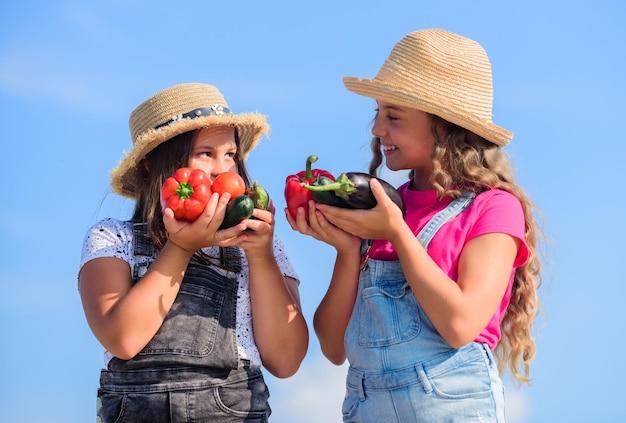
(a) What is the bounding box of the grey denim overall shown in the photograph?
[343,193,506,422]
[96,224,270,423]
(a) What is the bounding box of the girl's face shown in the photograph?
[372,101,435,187]
[189,126,238,181]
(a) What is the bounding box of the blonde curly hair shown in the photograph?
[368,113,543,385]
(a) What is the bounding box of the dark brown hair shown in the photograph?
[131,128,250,250]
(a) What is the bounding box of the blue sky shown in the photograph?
[1,1,624,422]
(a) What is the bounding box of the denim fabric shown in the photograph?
[108,263,239,371]
[343,194,506,422]
[342,343,504,422]
[97,363,270,423]
[96,228,270,422]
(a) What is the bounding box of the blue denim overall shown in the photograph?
[343,194,506,422]
[96,225,270,423]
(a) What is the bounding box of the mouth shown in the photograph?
[382,144,398,154]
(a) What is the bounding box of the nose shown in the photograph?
[371,114,386,138]
[210,160,230,179]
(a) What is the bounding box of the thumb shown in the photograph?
[162,207,185,234]
[369,178,390,204]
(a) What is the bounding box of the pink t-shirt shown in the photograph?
[368,183,529,349]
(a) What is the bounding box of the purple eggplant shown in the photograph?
[303,172,405,215]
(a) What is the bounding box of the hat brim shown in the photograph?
[110,112,269,198]
[343,76,513,146]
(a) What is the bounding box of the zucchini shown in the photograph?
[220,195,254,229]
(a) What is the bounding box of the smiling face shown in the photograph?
[372,101,436,189]
[189,126,238,181]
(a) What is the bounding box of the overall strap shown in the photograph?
[416,192,475,250]
[132,222,154,283]
[131,221,243,283]
[359,192,475,265]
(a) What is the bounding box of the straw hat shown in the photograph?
[343,28,513,146]
[110,82,269,198]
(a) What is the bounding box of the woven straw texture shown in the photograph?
[110,83,269,199]
[343,28,512,145]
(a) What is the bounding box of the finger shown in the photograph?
[284,208,297,230]
[369,178,390,204]
[307,201,325,232]
[162,207,185,233]
[251,208,274,225]
[294,206,311,231]
[202,191,231,229]
[196,192,221,221]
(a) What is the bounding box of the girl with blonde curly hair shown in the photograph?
[287,28,542,422]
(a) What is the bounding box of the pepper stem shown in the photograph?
[175,182,194,199]
[305,155,318,179]
[301,173,355,200]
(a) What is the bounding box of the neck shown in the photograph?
[409,176,433,191]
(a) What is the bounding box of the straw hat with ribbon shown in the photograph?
[343,28,513,146]
[110,82,269,198]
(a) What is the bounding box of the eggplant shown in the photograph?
[304,172,405,215]
[309,175,348,207]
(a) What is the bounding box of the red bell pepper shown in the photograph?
[160,167,212,221]
[284,155,335,220]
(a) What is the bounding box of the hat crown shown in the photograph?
[343,28,512,145]
[375,29,493,121]
[129,83,231,145]
[111,82,269,199]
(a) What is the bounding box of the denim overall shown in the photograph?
[343,193,506,422]
[96,224,270,423]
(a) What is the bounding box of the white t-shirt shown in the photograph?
[79,218,299,367]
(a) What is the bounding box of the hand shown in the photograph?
[316,178,405,242]
[238,201,276,260]
[163,192,247,252]
[285,200,360,254]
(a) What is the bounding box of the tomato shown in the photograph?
[211,172,246,197]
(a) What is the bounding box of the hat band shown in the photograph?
[154,105,232,130]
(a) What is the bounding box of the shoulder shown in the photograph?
[467,189,529,264]
[80,218,134,269]
[86,217,133,236]
[474,188,520,205]
[461,189,526,241]
[82,218,134,250]
[471,189,523,221]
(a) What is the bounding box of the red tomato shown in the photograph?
[211,172,246,197]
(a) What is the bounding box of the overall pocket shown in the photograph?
[138,283,225,358]
[357,281,421,347]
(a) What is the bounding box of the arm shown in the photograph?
[78,241,194,359]
[240,205,309,378]
[286,201,362,365]
[390,226,518,347]
[318,179,520,348]
[79,192,237,359]
[312,247,360,365]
